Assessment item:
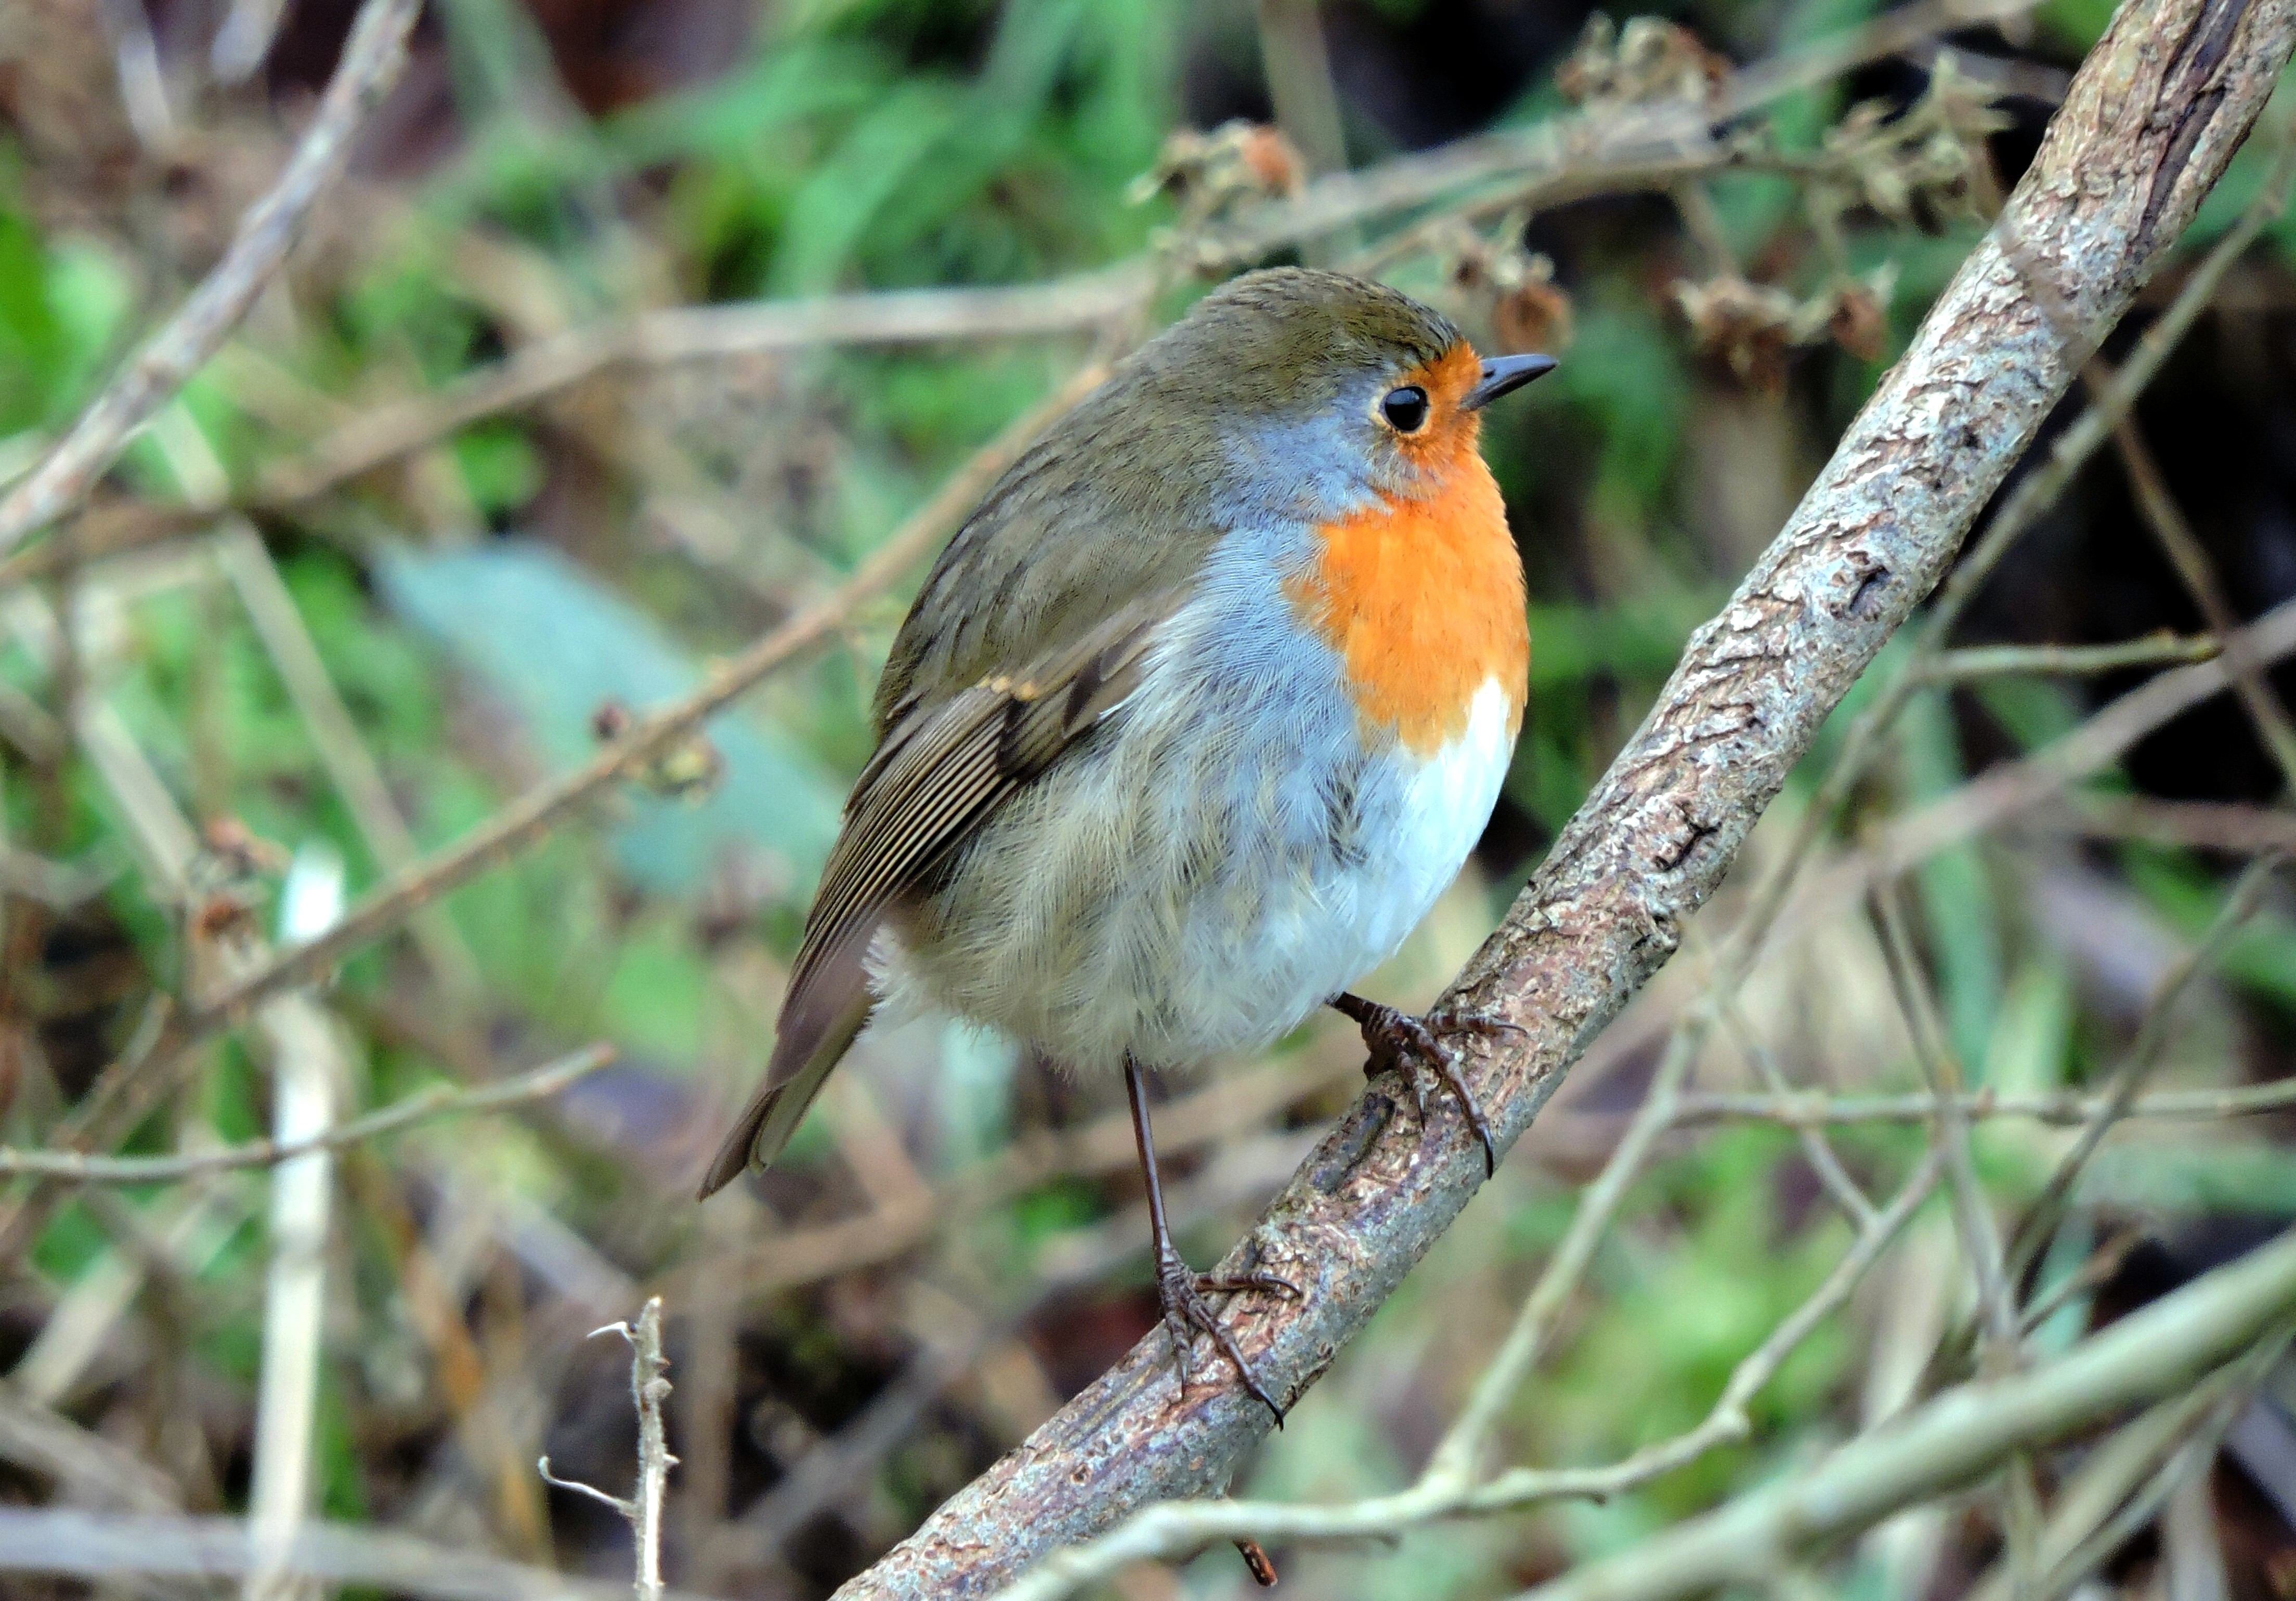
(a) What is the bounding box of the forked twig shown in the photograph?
[539,1298,679,1601]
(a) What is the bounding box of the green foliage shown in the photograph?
[1540,1129,1869,1514]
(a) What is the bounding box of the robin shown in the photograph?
[699,267,1553,1421]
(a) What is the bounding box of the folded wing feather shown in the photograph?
[696,592,1182,1197]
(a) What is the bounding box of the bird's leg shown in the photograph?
[1330,991,1525,1178]
[1124,1055,1292,1424]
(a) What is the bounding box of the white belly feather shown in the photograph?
[870,673,1519,1077]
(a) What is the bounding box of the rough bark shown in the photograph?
[833,0,2296,1590]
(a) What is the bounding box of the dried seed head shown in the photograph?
[1673,275,1801,389]
[1827,272,1895,362]
[1441,219,1574,356]
[1128,121,1306,225]
[1559,13,1729,109]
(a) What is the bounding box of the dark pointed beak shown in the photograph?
[1460,352,1558,411]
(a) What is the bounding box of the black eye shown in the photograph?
[1380,385,1430,433]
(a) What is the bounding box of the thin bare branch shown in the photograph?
[686,1048,1354,1305]
[2004,851,2287,1283]
[214,521,483,999]
[1874,882,2018,1350]
[1719,122,2296,985]
[257,273,1147,507]
[0,1043,614,1182]
[1963,1343,2276,1601]
[2110,410,2296,789]
[1429,1020,1702,1486]
[234,0,2014,514]
[1715,993,1877,1226]
[0,1507,726,1601]
[1672,1077,2296,1126]
[2044,792,2296,853]
[1921,633,2221,681]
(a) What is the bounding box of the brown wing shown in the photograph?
[696,595,1179,1198]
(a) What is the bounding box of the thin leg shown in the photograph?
[1124,1055,1290,1424]
[1332,991,1527,1178]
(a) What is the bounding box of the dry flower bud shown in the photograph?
[1674,275,1799,389]
[591,699,634,743]
[1439,219,1575,357]
[1559,13,1728,108]
[1496,272,1576,356]
[642,733,725,804]
[1128,121,1305,224]
[191,890,262,943]
[197,816,289,881]
[1235,125,1306,199]
[1828,279,1891,362]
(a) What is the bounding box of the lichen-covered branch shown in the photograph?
[832,0,2296,1591]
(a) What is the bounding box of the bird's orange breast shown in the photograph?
[1285,447,1529,757]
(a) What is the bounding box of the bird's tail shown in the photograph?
[696,951,873,1199]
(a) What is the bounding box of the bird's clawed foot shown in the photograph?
[1332,991,1524,1178]
[1154,1245,1295,1426]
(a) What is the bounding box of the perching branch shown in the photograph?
[833,0,2296,1591]
[0,0,422,553]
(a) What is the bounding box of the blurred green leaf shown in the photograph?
[381,541,844,899]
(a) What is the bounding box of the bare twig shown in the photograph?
[214,521,482,999]
[1873,883,2018,1351]
[1963,1344,2276,1601]
[1920,633,2220,681]
[1860,595,2296,888]
[1717,122,2296,989]
[1669,1077,2296,1126]
[2045,793,2296,854]
[0,1386,186,1514]
[1715,992,1877,1226]
[2110,410,2296,789]
[235,0,2010,514]
[538,1300,677,1601]
[2003,851,2287,1284]
[0,1043,613,1182]
[701,1047,1355,1305]
[0,1507,726,1601]
[258,274,1146,507]
[0,0,424,553]
[1429,1020,1702,1486]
